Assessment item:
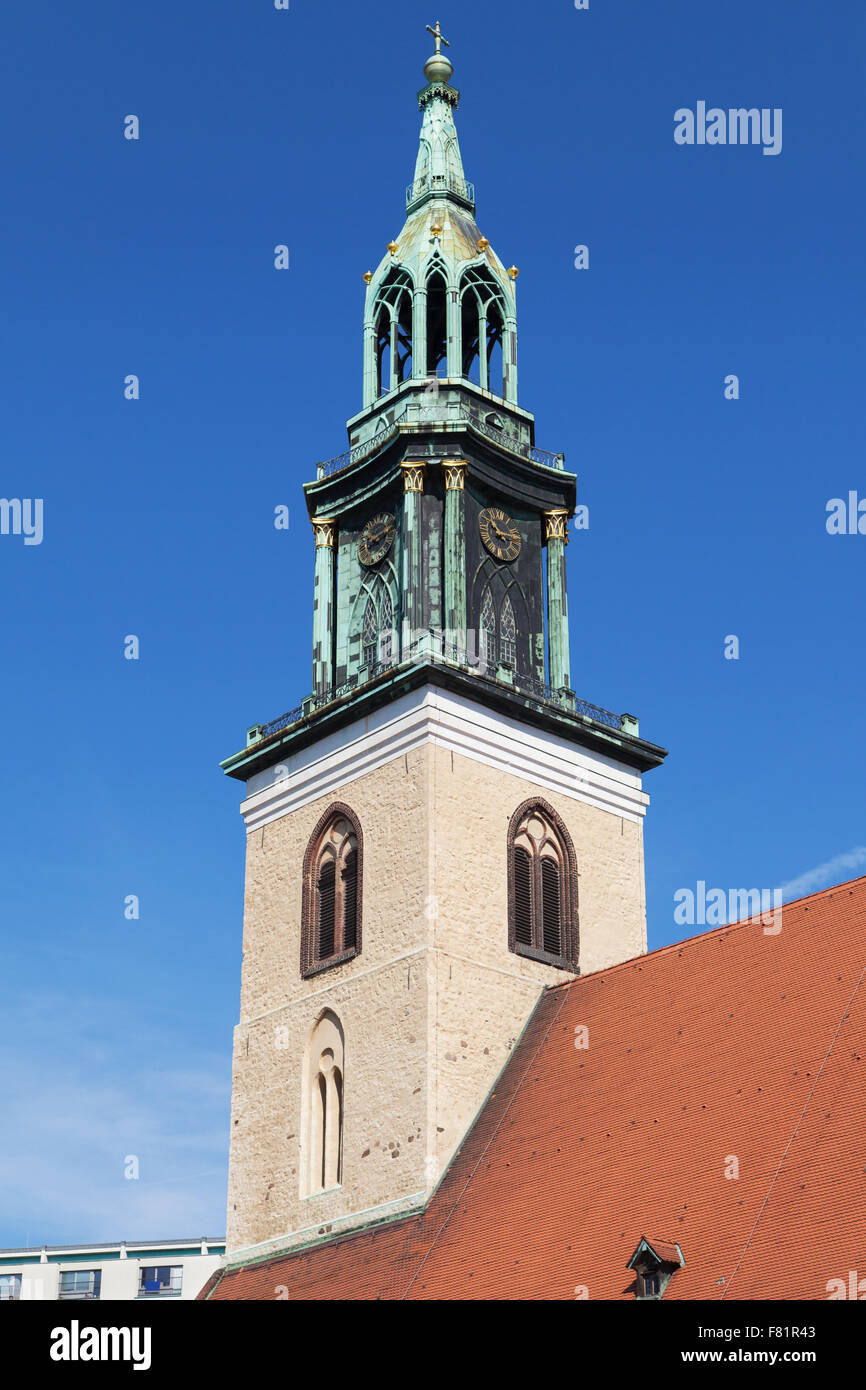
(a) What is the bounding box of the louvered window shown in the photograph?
[508,800,577,970]
[342,848,358,950]
[541,857,562,956]
[317,860,336,959]
[514,846,533,946]
[302,806,364,976]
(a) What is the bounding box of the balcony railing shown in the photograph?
[315,399,565,480]
[248,646,627,748]
[316,409,407,479]
[406,173,475,210]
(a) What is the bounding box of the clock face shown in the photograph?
[479,506,521,562]
[358,512,396,567]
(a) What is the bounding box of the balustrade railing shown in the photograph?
[251,647,624,746]
[315,399,565,479]
[406,173,475,209]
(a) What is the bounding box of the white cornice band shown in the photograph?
[240,685,649,832]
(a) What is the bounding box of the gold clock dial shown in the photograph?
[358,511,395,567]
[479,506,521,562]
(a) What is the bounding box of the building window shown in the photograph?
[478,580,522,673]
[379,587,394,664]
[361,597,377,667]
[507,798,578,970]
[426,269,448,376]
[627,1237,684,1299]
[480,585,496,668]
[59,1269,102,1300]
[301,804,363,976]
[374,269,413,395]
[138,1265,183,1297]
[459,267,507,396]
[302,1011,345,1197]
[359,578,396,672]
[499,594,516,667]
[0,1274,21,1301]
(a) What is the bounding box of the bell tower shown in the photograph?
[221,27,666,1264]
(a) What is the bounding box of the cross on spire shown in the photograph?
[426,21,450,54]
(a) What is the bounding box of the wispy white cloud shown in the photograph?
[777,846,866,903]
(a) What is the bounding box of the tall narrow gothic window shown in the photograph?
[507,799,578,970]
[486,300,505,397]
[301,805,363,976]
[361,597,378,667]
[379,587,393,664]
[302,1011,344,1197]
[479,584,519,670]
[374,270,413,396]
[500,594,516,667]
[426,270,448,376]
[480,586,496,668]
[360,578,395,671]
[458,268,508,397]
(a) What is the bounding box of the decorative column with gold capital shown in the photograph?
[544,509,571,691]
[400,461,425,656]
[311,518,336,696]
[443,460,467,652]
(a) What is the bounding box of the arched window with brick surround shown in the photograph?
[507,798,579,970]
[301,804,363,977]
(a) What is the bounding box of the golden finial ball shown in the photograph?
[431,223,443,237]
[424,53,454,85]
[507,265,520,280]
[363,271,373,285]
[387,241,398,254]
[477,237,490,250]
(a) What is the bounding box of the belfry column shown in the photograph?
[362,317,377,408]
[312,518,336,695]
[504,266,519,404]
[446,284,461,378]
[544,510,570,691]
[412,286,427,379]
[443,460,467,652]
[401,461,425,656]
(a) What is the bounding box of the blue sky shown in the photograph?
[1,0,863,1244]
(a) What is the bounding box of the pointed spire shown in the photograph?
[407,21,474,215]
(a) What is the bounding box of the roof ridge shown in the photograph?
[549,872,866,995]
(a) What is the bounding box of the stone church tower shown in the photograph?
[221,27,666,1262]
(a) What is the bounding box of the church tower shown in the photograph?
[221,26,666,1262]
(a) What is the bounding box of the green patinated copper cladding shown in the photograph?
[443,463,467,636]
[400,462,425,641]
[223,33,665,776]
[546,533,570,693]
[311,521,336,695]
[360,45,517,415]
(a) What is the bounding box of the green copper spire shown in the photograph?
[361,24,518,408]
[408,22,473,214]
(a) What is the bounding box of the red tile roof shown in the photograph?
[202,876,866,1301]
